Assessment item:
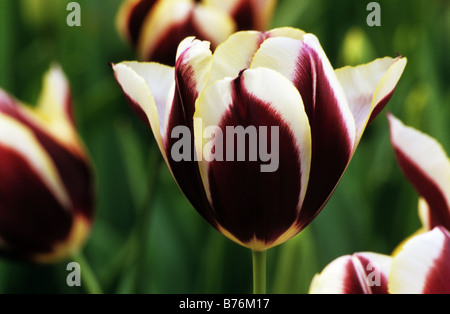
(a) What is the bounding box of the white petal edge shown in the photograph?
[112,62,175,161]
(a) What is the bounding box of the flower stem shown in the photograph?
[252,250,267,294]
[72,251,103,294]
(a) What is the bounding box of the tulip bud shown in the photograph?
[0,65,94,263]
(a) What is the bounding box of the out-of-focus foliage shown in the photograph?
[0,0,448,293]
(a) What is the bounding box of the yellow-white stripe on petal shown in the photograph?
[0,113,71,211]
[21,65,84,156]
[112,61,175,160]
[335,57,407,147]
[266,27,306,40]
[250,36,302,81]
[176,37,213,95]
[138,0,193,60]
[418,197,431,230]
[192,3,236,47]
[208,31,265,85]
[389,227,450,294]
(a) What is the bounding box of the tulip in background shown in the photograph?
[112,28,406,293]
[389,114,450,232]
[310,116,450,294]
[116,0,277,64]
[0,65,95,263]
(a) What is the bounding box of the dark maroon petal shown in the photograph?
[395,148,450,229]
[123,93,152,129]
[164,100,218,227]
[0,95,94,221]
[422,227,450,294]
[205,74,302,245]
[293,42,355,230]
[127,0,158,47]
[0,146,73,259]
[230,0,255,31]
[342,259,368,294]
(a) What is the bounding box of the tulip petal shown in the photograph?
[154,37,220,227]
[208,27,306,85]
[194,68,311,250]
[266,27,306,40]
[208,31,267,85]
[13,66,82,155]
[388,114,450,230]
[251,34,356,230]
[310,253,392,294]
[113,61,175,158]
[116,0,158,47]
[137,0,234,64]
[389,227,450,294]
[335,57,407,147]
[205,0,277,31]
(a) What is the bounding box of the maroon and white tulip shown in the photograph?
[116,0,277,64]
[112,28,406,250]
[0,66,94,263]
[309,253,392,294]
[310,227,450,294]
[389,114,450,231]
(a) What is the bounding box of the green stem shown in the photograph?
[72,251,103,294]
[252,250,267,294]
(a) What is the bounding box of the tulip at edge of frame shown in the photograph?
[388,113,450,232]
[309,227,450,294]
[0,65,95,263]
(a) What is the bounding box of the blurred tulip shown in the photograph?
[112,28,407,251]
[388,114,450,231]
[116,0,277,64]
[0,65,94,263]
[310,227,450,294]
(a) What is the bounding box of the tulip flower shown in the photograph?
[116,0,277,64]
[310,227,450,294]
[112,28,406,292]
[388,114,450,231]
[0,65,94,263]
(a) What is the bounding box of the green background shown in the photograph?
[0,0,448,293]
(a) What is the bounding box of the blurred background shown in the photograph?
[0,0,448,293]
